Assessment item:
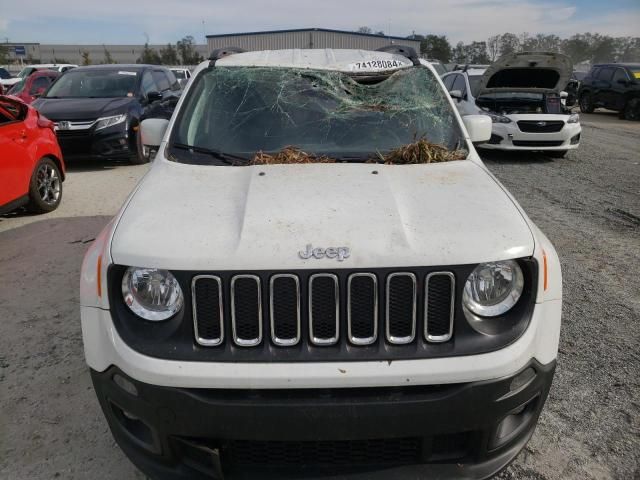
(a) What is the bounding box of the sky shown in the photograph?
[1,0,639,45]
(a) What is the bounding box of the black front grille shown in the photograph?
[425,273,455,341]
[517,120,565,133]
[309,274,339,344]
[224,437,421,468]
[386,273,416,344]
[512,140,564,147]
[231,276,262,346]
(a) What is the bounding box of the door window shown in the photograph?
[141,71,159,95]
[29,76,51,95]
[452,75,467,96]
[612,68,629,84]
[597,67,614,82]
[152,71,171,92]
[443,75,455,91]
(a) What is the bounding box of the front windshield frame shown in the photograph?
[44,69,140,99]
[168,64,465,165]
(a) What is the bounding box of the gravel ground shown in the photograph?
[0,116,638,479]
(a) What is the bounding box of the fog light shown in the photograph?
[510,367,536,392]
[113,373,138,396]
[491,396,539,449]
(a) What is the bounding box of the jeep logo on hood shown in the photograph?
[299,244,350,261]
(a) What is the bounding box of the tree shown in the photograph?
[81,50,91,66]
[420,34,452,62]
[561,34,592,63]
[177,36,202,65]
[139,43,161,64]
[356,26,373,34]
[159,43,179,65]
[590,35,617,63]
[487,35,500,61]
[451,41,467,63]
[0,44,8,65]
[499,33,520,56]
[522,34,561,53]
[616,37,640,62]
[466,41,490,64]
[103,47,115,64]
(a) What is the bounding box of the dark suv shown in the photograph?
[578,63,640,120]
[33,64,181,163]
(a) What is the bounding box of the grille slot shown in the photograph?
[425,272,455,342]
[347,273,378,345]
[512,140,564,147]
[517,120,564,133]
[192,276,224,346]
[224,437,421,468]
[309,274,339,346]
[270,274,301,346]
[386,273,417,344]
[231,275,262,347]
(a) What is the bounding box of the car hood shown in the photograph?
[111,160,534,270]
[476,52,573,96]
[31,97,134,121]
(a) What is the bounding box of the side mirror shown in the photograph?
[140,118,169,148]
[146,91,163,104]
[463,115,492,144]
[560,91,568,99]
[449,89,463,101]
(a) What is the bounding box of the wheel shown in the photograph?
[28,157,63,213]
[579,93,594,113]
[547,150,568,158]
[129,131,150,165]
[622,98,640,121]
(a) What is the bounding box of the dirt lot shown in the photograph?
[0,114,638,480]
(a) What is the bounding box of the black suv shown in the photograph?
[33,64,182,163]
[578,63,640,120]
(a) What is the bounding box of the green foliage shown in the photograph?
[160,43,179,65]
[81,51,91,66]
[139,43,161,65]
[357,26,373,34]
[177,36,202,65]
[420,35,452,62]
[103,47,115,64]
[0,44,8,65]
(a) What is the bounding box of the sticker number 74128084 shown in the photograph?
[351,59,408,70]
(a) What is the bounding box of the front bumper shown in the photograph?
[56,127,132,159]
[92,360,555,480]
[479,120,582,151]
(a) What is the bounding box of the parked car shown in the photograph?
[170,67,192,87]
[578,63,640,120]
[0,63,76,90]
[80,46,562,480]
[33,64,181,164]
[0,67,11,93]
[6,70,59,104]
[443,53,581,157]
[0,95,65,214]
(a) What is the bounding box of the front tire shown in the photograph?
[129,132,150,165]
[28,157,63,213]
[579,93,594,113]
[547,150,568,158]
[622,98,640,121]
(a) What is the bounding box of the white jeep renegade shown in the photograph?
[80,46,562,480]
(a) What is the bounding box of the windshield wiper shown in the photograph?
[171,143,249,165]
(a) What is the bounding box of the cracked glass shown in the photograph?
[170,66,464,164]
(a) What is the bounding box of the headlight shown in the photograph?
[462,260,524,317]
[567,113,580,124]
[121,267,183,321]
[487,113,512,124]
[94,114,127,131]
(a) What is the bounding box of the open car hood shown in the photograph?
[476,52,573,96]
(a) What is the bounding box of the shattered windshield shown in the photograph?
[169,66,464,164]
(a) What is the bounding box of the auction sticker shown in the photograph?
[348,59,411,71]
[118,71,137,76]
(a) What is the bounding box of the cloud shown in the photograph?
[3,0,639,45]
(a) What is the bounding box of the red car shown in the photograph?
[7,70,59,104]
[0,95,65,214]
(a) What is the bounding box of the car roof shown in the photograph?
[29,70,59,78]
[25,64,76,68]
[215,49,416,73]
[67,64,159,72]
